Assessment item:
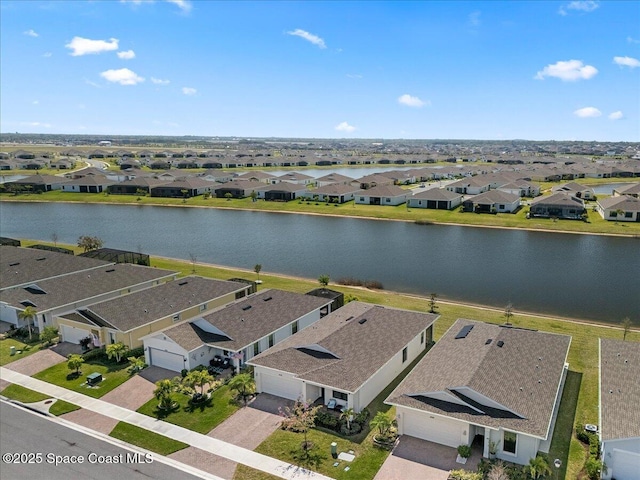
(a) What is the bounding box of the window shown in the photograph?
[625,212,632,218]
[359,197,365,201]
[200,303,207,312]
[332,390,348,401]
[108,332,116,344]
[291,321,299,335]
[503,431,517,454]
[385,198,390,203]
[610,211,617,217]
[420,332,424,344]
[499,204,505,209]
[402,347,408,363]
[268,333,275,348]
[253,342,260,356]
[172,313,181,322]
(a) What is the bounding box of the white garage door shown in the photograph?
[612,449,640,480]
[259,370,302,401]
[149,348,184,372]
[60,324,92,344]
[402,410,465,448]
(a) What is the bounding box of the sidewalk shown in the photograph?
[0,367,333,480]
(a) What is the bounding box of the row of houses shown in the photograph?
[0,245,637,477]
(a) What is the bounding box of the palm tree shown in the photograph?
[527,455,551,479]
[67,354,84,376]
[106,342,127,363]
[318,274,330,288]
[154,379,177,410]
[340,407,355,431]
[18,306,37,340]
[228,373,256,405]
[183,369,214,399]
[254,264,262,281]
[369,411,393,437]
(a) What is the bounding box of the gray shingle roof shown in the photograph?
[598,196,640,212]
[0,264,177,312]
[412,189,463,201]
[386,319,571,438]
[599,338,640,441]
[0,246,111,290]
[249,302,438,393]
[531,192,584,207]
[357,185,407,197]
[162,289,332,352]
[76,276,248,332]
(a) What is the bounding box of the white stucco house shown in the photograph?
[386,319,571,466]
[354,185,408,206]
[599,338,640,480]
[597,196,640,222]
[141,289,333,373]
[248,302,438,412]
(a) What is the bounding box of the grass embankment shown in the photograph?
[109,422,189,456]
[3,183,639,236]
[0,384,79,416]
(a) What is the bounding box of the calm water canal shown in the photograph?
[1,201,638,324]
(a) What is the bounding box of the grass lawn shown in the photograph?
[137,385,239,435]
[32,358,133,399]
[0,384,80,416]
[0,338,45,366]
[109,422,188,456]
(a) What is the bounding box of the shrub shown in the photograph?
[449,470,482,480]
[82,347,107,361]
[585,457,603,480]
[457,444,472,458]
[315,410,339,431]
[354,408,370,426]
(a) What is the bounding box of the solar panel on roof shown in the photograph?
[455,324,474,339]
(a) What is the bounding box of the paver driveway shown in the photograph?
[170,393,292,480]
[101,374,155,410]
[4,348,66,376]
[60,409,120,436]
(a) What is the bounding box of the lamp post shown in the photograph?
[554,458,562,480]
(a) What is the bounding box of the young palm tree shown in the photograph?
[318,274,330,288]
[369,411,393,437]
[527,455,551,479]
[228,373,256,405]
[340,407,355,431]
[154,379,177,410]
[18,306,37,340]
[106,342,127,363]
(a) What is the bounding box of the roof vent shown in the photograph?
[36,257,46,261]
[346,316,354,321]
[485,339,492,345]
[263,296,273,301]
[358,318,367,325]
[20,300,37,308]
[497,340,505,348]
[24,284,47,295]
[455,324,474,339]
[106,268,116,272]
[178,281,188,286]
[242,305,252,311]
[9,262,19,266]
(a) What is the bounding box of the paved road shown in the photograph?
[0,400,219,480]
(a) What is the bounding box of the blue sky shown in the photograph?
[1,0,639,141]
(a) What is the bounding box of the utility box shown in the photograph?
[9,346,16,356]
[87,372,103,386]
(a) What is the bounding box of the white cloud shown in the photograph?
[24,29,39,37]
[66,36,119,56]
[613,56,640,68]
[43,52,52,58]
[535,60,598,81]
[398,94,428,108]
[21,121,51,128]
[468,11,481,27]
[166,0,192,12]
[574,107,601,118]
[628,36,640,44]
[287,29,326,49]
[335,121,356,133]
[182,87,197,95]
[151,77,170,85]
[117,50,136,60]
[32,100,39,105]
[100,68,145,85]
[608,111,623,120]
[558,1,599,16]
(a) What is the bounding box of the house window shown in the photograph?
[499,204,505,209]
[268,333,275,348]
[385,198,390,203]
[420,332,424,344]
[172,313,181,322]
[625,212,632,218]
[359,197,365,201]
[200,303,207,312]
[253,342,260,356]
[610,211,617,217]
[402,347,408,363]
[332,390,348,401]
[108,331,116,344]
[291,321,299,335]
[503,431,517,454]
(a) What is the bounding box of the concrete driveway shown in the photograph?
[101,374,155,410]
[4,348,66,376]
[169,393,292,480]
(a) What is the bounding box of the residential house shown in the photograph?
[56,276,252,348]
[408,189,463,210]
[355,185,408,206]
[613,183,640,198]
[150,177,214,198]
[141,289,334,373]
[597,196,640,222]
[497,180,541,198]
[357,173,395,190]
[6,174,69,192]
[214,180,264,199]
[599,338,640,480]
[386,319,571,466]
[315,173,355,187]
[249,302,437,412]
[552,182,596,200]
[304,183,361,203]
[446,177,491,195]
[462,191,521,213]
[278,172,315,186]
[258,182,308,201]
[0,264,177,334]
[108,177,171,195]
[529,193,586,220]
[60,175,115,193]
[235,171,277,184]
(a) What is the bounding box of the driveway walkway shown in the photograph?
[4,348,65,376]
[171,393,290,479]
[102,374,155,410]
[0,367,332,480]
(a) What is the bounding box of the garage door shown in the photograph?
[60,324,92,344]
[149,348,184,372]
[612,449,640,480]
[402,409,465,448]
[259,370,302,401]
